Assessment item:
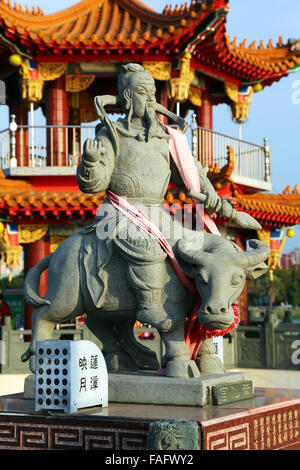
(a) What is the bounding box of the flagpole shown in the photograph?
[30,101,35,167]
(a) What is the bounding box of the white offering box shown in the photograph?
[35,339,108,413]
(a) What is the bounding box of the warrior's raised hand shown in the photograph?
[83,138,106,164]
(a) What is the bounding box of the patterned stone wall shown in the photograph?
[1,399,300,450]
[0,415,149,450]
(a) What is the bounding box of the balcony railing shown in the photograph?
[192,124,271,190]
[1,124,95,169]
[0,117,272,190]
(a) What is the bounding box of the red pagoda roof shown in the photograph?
[0,0,299,87]
[0,0,222,58]
[0,166,298,229]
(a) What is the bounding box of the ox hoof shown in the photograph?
[196,355,226,376]
[166,359,201,378]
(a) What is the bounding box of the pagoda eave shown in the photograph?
[2,207,98,224]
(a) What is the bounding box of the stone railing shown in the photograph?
[3,308,298,374]
[0,317,163,374]
[234,308,300,370]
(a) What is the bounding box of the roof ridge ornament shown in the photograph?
[1,0,44,16]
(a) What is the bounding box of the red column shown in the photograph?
[9,102,29,166]
[196,90,213,130]
[196,91,213,167]
[235,231,249,326]
[23,234,50,330]
[46,76,68,166]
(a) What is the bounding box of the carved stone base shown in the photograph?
[24,371,253,407]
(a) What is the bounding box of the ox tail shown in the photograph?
[24,254,52,308]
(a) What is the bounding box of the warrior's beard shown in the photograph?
[126,102,162,141]
[144,105,158,141]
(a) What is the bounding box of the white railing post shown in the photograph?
[9,114,17,168]
[263,137,271,183]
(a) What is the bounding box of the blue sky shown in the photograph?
[3,0,300,252]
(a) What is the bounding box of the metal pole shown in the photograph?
[238,123,242,141]
[30,102,35,167]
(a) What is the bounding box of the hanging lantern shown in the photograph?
[253,83,263,93]
[286,228,295,238]
[9,54,22,67]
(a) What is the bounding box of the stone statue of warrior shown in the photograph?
[76,63,258,333]
[21,62,267,379]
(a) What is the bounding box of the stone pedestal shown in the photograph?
[24,370,253,407]
[1,387,300,450]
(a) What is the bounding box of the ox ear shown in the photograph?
[246,262,269,280]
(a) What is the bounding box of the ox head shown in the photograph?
[178,238,270,331]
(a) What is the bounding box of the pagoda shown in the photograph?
[0,0,299,328]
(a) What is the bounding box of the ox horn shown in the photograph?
[177,238,208,265]
[234,239,270,267]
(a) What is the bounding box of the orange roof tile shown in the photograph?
[233,186,300,219]
[0,0,298,86]
[0,0,211,49]
[225,35,300,79]
[0,187,106,216]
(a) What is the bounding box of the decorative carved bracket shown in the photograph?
[188,86,202,107]
[143,59,200,106]
[19,61,68,103]
[142,62,171,81]
[65,74,95,93]
[257,230,286,281]
[1,246,23,270]
[18,224,48,243]
[224,82,254,123]
[0,226,23,273]
[168,54,195,103]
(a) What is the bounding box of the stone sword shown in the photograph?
[187,188,262,231]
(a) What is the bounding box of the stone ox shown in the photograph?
[21,229,269,378]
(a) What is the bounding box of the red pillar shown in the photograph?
[196,90,213,130]
[196,91,213,167]
[46,76,68,166]
[23,234,50,330]
[235,231,249,326]
[9,102,29,166]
